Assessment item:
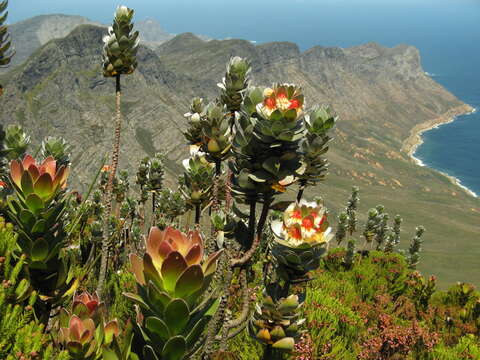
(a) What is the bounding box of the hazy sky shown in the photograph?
[7,0,480,24]
[5,0,480,73]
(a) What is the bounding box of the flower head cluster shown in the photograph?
[102,5,139,77]
[272,200,333,247]
[181,148,215,204]
[258,84,304,119]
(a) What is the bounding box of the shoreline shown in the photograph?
[437,170,478,198]
[401,104,478,198]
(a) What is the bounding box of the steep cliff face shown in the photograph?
[0,24,478,287]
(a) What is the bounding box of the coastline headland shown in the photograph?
[401,104,478,198]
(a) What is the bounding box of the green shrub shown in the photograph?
[349,251,408,301]
[427,335,480,360]
[106,265,137,323]
[228,330,263,360]
[303,278,363,359]
[0,219,69,359]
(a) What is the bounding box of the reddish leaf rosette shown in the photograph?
[9,154,69,201]
[59,315,96,357]
[59,292,120,359]
[72,291,105,321]
[129,226,222,301]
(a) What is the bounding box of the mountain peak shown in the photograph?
[157,32,206,55]
[136,18,172,45]
[2,14,210,71]
[2,14,101,71]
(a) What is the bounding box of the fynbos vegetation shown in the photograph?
[0,3,478,360]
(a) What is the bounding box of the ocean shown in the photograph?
[413,77,479,197]
[9,1,480,197]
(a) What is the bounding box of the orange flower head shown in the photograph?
[272,200,333,247]
[258,84,304,119]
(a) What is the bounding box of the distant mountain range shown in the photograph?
[0,18,478,287]
[1,14,209,71]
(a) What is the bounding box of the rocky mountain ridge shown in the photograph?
[0,24,478,287]
[1,14,206,72]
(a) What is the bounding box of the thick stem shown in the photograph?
[203,254,233,358]
[225,319,248,339]
[225,169,233,212]
[210,168,221,220]
[223,270,249,331]
[231,198,271,268]
[195,204,201,225]
[97,74,122,298]
[248,200,256,244]
[209,160,222,218]
[263,346,284,360]
[215,159,222,177]
[207,174,222,256]
[296,180,306,202]
[152,192,156,223]
[228,110,236,133]
[195,203,201,225]
[256,197,271,236]
[217,271,250,344]
[231,235,260,268]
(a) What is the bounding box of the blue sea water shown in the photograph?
[413,77,480,197]
[9,1,480,196]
